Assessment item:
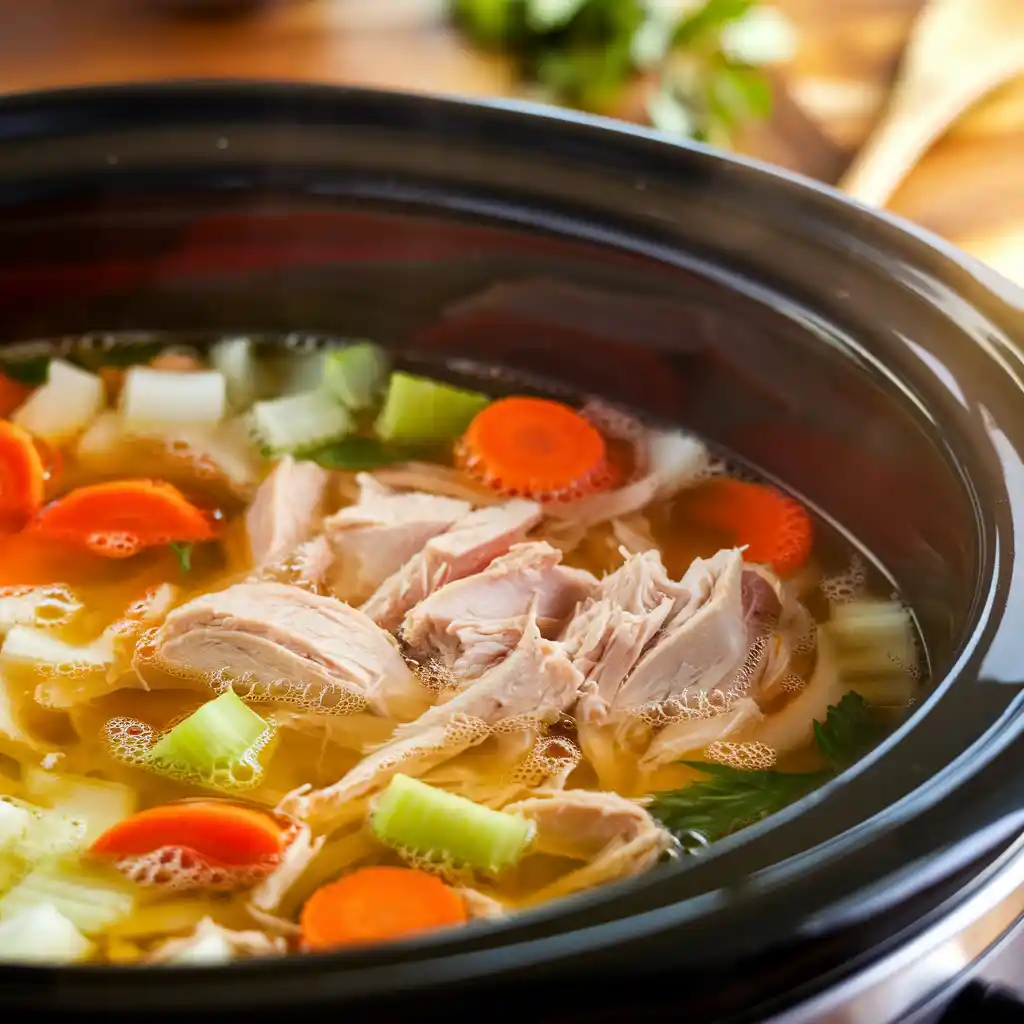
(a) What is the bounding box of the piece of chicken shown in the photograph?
[505,789,673,903]
[299,475,470,604]
[281,614,583,830]
[402,541,597,685]
[361,499,542,632]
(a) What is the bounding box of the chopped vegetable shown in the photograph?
[0,799,31,847]
[0,796,85,860]
[0,859,137,933]
[829,599,917,681]
[250,390,352,455]
[300,866,467,950]
[323,343,389,410]
[649,692,879,846]
[120,367,226,427]
[457,395,611,501]
[375,372,489,443]
[1,625,112,670]
[0,903,93,963]
[169,542,192,573]
[33,479,214,558]
[149,690,269,779]
[11,359,105,443]
[0,371,32,418]
[372,774,534,875]
[0,421,47,532]
[304,435,427,472]
[685,478,813,577]
[209,336,257,411]
[23,770,137,844]
[91,800,286,868]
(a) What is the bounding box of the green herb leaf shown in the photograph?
[650,692,881,847]
[526,0,589,32]
[302,435,429,472]
[813,691,880,769]
[649,762,827,845]
[672,0,755,48]
[169,542,193,574]
[0,357,50,386]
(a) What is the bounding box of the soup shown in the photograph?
[0,335,919,964]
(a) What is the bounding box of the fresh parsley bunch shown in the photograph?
[649,693,882,846]
[450,0,796,146]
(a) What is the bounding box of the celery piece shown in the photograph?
[23,770,137,844]
[209,336,257,411]
[121,367,227,428]
[249,389,352,455]
[0,859,137,934]
[0,800,31,848]
[372,774,534,875]
[323,342,389,411]
[149,690,268,776]
[374,373,489,443]
[0,903,93,963]
[1,625,113,673]
[12,359,105,443]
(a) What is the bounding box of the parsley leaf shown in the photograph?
[814,691,881,770]
[649,762,826,845]
[169,542,193,573]
[449,0,785,143]
[649,693,879,846]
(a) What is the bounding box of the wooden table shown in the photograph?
[1,0,1022,283]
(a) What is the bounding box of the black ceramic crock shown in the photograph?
[0,82,1022,1022]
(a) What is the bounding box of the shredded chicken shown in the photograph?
[302,476,470,603]
[281,614,582,829]
[505,789,673,902]
[147,917,286,964]
[361,499,543,632]
[248,823,324,926]
[246,456,330,568]
[402,541,597,684]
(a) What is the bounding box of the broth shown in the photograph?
[0,334,920,965]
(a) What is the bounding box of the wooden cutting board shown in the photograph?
[0,0,1021,282]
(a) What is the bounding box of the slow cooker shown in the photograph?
[0,82,1021,1022]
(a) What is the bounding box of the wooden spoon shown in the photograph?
[840,0,1024,207]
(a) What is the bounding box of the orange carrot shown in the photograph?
[456,396,612,501]
[0,421,46,532]
[0,372,32,418]
[91,800,286,867]
[33,478,214,558]
[687,478,813,577]
[300,866,467,951]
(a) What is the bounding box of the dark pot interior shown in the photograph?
[0,83,1022,1019]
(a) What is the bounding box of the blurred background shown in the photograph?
[1,0,1021,284]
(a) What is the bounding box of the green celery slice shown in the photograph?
[323,342,389,410]
[371,774,534,875]
[374,372,489,443]
[149,690,268,775]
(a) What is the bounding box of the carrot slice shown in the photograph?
[456,396,611,501]
[0,421,46,532]
[300,866,467,951]
[687,478,813,577]
[90,800,286,867]
[0,372,32,418]
[33,478,214,558]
